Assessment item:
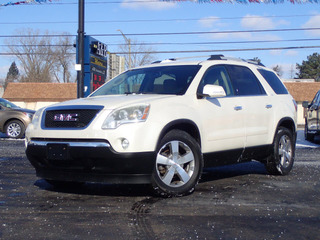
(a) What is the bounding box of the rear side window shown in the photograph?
[225,65,266,96]
[311,91,320,106]
[258,69,288,95]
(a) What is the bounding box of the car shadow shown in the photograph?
[34,179,153,197]
[200,160,267,183]
[34,161,267,197]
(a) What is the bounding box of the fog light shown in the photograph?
[121,139,129,149]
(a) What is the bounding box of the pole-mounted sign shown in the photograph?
[76,0,108,98]
[76,36,108,98]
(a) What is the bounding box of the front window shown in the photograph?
[198,65,234,96]
[90,65,201,97]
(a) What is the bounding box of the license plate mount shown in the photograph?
[47,143,69,161]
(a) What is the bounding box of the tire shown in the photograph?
[151,130,203,197]
[265,127,295,175]
[5,120,25,139]
[305,124,314,142]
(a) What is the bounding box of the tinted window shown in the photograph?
[258,69,288,95]
[91,65,201,96]
[198,65,234,96]
[226,65,266,96]
[311,91,320,106]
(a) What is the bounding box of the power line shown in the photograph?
[93,27,320,37]
[0,13,318,25]
[111,38,320,46]
[1,27,320,38]
[1,38,320,47]
[113,46,320,54]
[1,45,320,56]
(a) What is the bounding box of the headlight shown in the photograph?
[24,112,34,119]
[102,104,150,129]
[31,108,44,127]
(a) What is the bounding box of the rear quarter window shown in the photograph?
[258,69,288,95]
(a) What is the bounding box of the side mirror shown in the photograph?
[310,105,319,111]
[202,85,226,98]
[302,101,309,108]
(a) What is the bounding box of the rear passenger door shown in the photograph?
[225,65,274,147]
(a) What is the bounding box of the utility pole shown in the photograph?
[117,29,131,69]
[77,0,85,98]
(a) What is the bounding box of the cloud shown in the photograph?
[269,50,298,57]
[241,15,276,30]
[241,15,289,30]
[285,50,298,57]
[269,50,282,56]
[302,14,320,36]
[200,14,283,42]
[121,0,176,10]
[198,16,222,28]
[206,31,281,42]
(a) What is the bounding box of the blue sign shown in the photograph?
[77,36,108,97]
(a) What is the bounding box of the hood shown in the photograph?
[46,94,177,110]
[12,107,35,114]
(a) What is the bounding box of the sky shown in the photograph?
[0,0,320,80]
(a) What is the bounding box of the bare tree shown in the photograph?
[118,38,157,70]
[52,34,75,83]
[5,28,75,83]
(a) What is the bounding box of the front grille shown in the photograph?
[44,108,102,129]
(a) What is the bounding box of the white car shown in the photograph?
[25,55,297,197]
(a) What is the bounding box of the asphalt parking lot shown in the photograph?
[0,130,319,240]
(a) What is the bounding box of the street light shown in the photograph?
[117,29,131,69]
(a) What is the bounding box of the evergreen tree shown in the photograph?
[296,53,320,82]
[4,61,19,89]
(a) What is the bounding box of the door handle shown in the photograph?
[234,106,243,111]
[266,104,273,109]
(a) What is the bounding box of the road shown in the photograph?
[0,131,319,240]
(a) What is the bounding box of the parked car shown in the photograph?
[25,55,297,197]
[302,89,320,142]
[0,98,35,139]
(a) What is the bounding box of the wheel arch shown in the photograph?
[157,119,201,148]
[4,118,25,129]
[275,117,297,143]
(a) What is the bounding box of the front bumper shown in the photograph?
[26,139,156,184]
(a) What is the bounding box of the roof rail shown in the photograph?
[207,55,244,62]
[151,58,176,64]
[245,59,265,67]
[151,55,265,67]
[208,54,265,67]
[207,54,224,60]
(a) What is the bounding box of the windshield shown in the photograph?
[90,65,201,97]
[0,98,19,109]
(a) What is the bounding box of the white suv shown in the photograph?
[26,55,297,197]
